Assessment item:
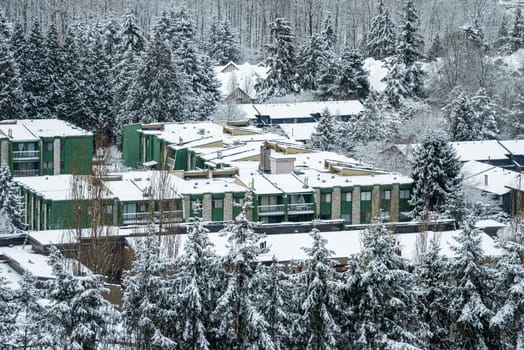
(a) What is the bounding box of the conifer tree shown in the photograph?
[256,17,297,100]
[495,15,511,54]
[56,29,82,126]
[348,97,390,144]
[102,17,122,65]
[0,30,25,119]
[445,88,476,141]
[43,246,118,350]
[469,88,500,140]
[510,8,524,52]
[113,47,139,142]
[342,222,421,349]
[311,109,337,152]
[315,54,339,101]
[0,5,11,42]
[365,0,397,59]
[212,193,274,350]
[397,0,424,66]
[127,32,186,124]
[427,33,444,60]
[119,11,146,54]
[321,12,336,52]
[298,229,341,350]
[448,216,496,349]
[0,276,17,347]
[0,163,23,233]
[384,58,409,108]
[9,22,24,60]
[409,132,462,219]
[296,34,326,91]
[43,24,63,119]
[334,48,369,100]
[207,20,240,65]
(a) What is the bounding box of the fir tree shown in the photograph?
[445,88,476,141]
[321,12,336,52]
[212,193,274,350]
[365,0,397,59]
[315,54,339,101]
[207,20,240,65]
[409,132,462,219]
[449,216,496,349]
[43,24,63,119]
[127,32,186,124]
[298,229,341,350]
[469,88,500,140]
[0,276,17,347]
[296,34,326,91]
[384,58,409,108]
[102,17,122,65]
[348,97,390,144]
[256,17,297,101]
[119,11,146,54]
[397,0,424,66]
[0,163,23,233]
[427,33,444,60]
[342,222,421,349]
[495,15,511,54]
[0,5,11,42]
[0,30,25,119]
[334,48,370,100]
[113,46,139,142]
[43,246,118,350]
[510,8,524,52]
[311,109,337,152]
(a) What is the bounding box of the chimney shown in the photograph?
[484,174,488,186]
[8,128,12,138]
[259,143,271,173]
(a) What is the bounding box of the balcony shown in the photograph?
[13,169,39,177]
[258,204,285,216]
[122,210,183,225]
[288,203,315,214]
[12,150,39,160]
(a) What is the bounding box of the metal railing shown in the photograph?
[13,150,39,159]
[288,203,315,213]
[257,204,285,215]
[13,169,39,177]
[122,210,183,225]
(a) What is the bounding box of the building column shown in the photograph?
[315,189,321,217]
[53,138,61,175]
[0,140,8,165]
[331,187,341,220]
[391,184,400,222]
[202,194,212,221]
[113,202,118,226]
[24,192,28,227]
[352,187,361,225]
[42,203,47,230]
[183,195,191,221]
[36,199,41,231]
[372,185,381,221]
[224,193,233,221]
[30,195,35,231]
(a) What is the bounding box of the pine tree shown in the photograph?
[348,97,390,144]
[207,20,240,65]
[315,54,339,101]
[409,132,462,219]
[495,15,512,54]
[296,34,326,91]
[0,30,25,119]
[127,32,186,124]
[342,222,421,349]
[102,17,122,65]
[43,24,63,119]
[212,193,274,350]
[0,163,23,233]
[449,215,495,349]
[397,0,424,66]
[384,58,409,108]
[469,88,500,140]
[311,109,337,151]
[43,246,119,350]
[0,5,10,42]
[119,11,146,54]
[298,229,341,350]
[256,17,297,101]
[122,230,175,349]
[365,0,397,59]
[321,12,336,52]
[445,88,476,141]
[334,48,369,100]
[510,8,524,52]
[427,33,444,60]
[0,276,17,347]
[113,46,139,142]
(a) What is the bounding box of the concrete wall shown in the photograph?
[352,187,361,225]
[372,185,381,220]
[391,184,400,222]
[315,188,321,216]
[53,138,61,175]
[0,140,8,164]
[183,195,191,220]
[224,193,233,221]
[331,187,341,219]
[270,157,295,174]
[202,194,212,221]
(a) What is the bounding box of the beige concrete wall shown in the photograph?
[331,187,341,219]
[183,195,191,221]
[391,184,400,222]
[53,138,61,175]
[352,187,361,225]
[36,199,41,231]
[202,194,212,221]
[372,185,381,221]
[0,140,8,165]
[42,203,47,230]
[224,192,233,221]
[315,188,321,215]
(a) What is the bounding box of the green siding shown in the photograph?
[360,186,373,224]
[60,136,93,175]
[123,124,141,167]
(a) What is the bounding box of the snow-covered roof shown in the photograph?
[14,175,85,201]
[214,62,269,99]
[363,57,388,93]
[0,261,23,289]
[171,176,246,195]
[251,100,364,119]
[263,173,314,194]
[499,139,524,156]
[141,122,225,145]
[452,140,510,162]
[0,119,91,142]
[462,160,521,195]
[296,169,412,189]
[278,122,318,141]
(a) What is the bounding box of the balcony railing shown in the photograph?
[288,203,315,214]
[13,169,39,177]
[13,150,39,160]
[258,204,285,215]
[122,210,183,225]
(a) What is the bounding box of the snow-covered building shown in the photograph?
[0,119,93,177]
[214,62,269,104]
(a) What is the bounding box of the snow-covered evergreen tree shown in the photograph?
[296,34,327,91]
[342,222,421,349]
[427,33,444,60]
[409,132,462,219]
[315,54,339,101]
[0,276,17,347]
[448,215,496,349]
[43,24,63,119]
[122,229,175,349]
[348,96,391,146]
[0,5,11,42]
[321,12,336,52]
[334,48,369,100]
[494,15,512,54]
[256,17,297,101]
[384,58,409,108]
[298,229,341,350]
[127,32,186,124]
[102,17,122,65]
[397,0,424,66]
[119,11,146,54]
[469,88,500,140]
[0,28,25,119]
[510,8,524,52]
[212,193,274,350]
[445,88,476,141]
[0,163,23,233]
[43,246,118,350]
[365,0,396,59]
[207,19,240,65]
[311,109,337,152]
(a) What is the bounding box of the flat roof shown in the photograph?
[0,119,91,141]
[252,100,364,119]
[297,169,412,189]
[462,160,521,195]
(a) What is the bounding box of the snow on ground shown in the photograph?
[0,260,23,289]
[363,57,388,93]
[499,48,524,73]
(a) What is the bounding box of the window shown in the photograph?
[260,241,267,249]
[381,210,390,221]
[44,142,53,152]
[381,190,391,201]
[342,213,352,223]
[400,189,411,199]
[361,211,372,223]
[213,199,223,209]
[360,191,371,201]
[260,196,277,206]
[104,204,113,215]
[60,161,65,170]
[320,193,331,203]
[342,192,352,202]
[233,197,244,207]
[43,161,53,170]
